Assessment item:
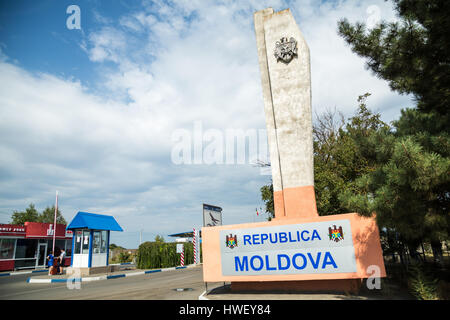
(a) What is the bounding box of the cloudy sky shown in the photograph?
[0,0,413,248]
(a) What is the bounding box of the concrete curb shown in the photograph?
[0,269,48,277]
[27,264,194,284]
[0,263,134,278]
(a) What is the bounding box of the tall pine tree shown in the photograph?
[338,0,449,262]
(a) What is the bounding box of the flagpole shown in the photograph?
[52,190,58,255]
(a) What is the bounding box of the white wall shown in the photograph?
[91,253,107,267]
[72,254,89,268]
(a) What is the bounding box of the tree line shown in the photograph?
[9,203,67,225]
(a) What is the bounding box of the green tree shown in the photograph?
[260,183,274,220]
[118,251,132,263]
[314,94,390,216]
[154,235,165,243]
[260,94,388,218]
[109,243,124,250]
[136,241,195,269]
[337,0,450,118]
[11,203,39,225]
[38,206,67,224]
[337,0,450,262]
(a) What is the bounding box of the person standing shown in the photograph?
[59,249,66,275]
[46,251,54,276]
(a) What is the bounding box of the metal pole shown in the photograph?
[52,191,58,255]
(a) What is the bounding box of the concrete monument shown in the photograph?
[202,8,386,294]
[254,8,317,220]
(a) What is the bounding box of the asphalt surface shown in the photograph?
[0,266,413,300]
[0,265,220,300]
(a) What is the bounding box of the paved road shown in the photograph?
[0,265,221,300]
[0,266,414,300]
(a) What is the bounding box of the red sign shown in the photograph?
[24,222,72,239]
[0,222,72,239]
[0,224,26,237]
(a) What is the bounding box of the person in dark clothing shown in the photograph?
[59,249,66,274]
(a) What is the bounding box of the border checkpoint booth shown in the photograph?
[66,211,123,276]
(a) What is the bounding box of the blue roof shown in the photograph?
[66,212,123,231]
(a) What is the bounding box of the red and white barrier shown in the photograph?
[193,228,197,264]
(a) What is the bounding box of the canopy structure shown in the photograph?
[168,231,202,238]
[66,212,123,231]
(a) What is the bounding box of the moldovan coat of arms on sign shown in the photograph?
[274,37,298,63]
[328,225,344,242]
[225,234,238,249]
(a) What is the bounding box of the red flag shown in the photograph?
[256,208,259,216]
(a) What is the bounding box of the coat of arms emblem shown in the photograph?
[328,225,344,242]
[225,234,238,249]
[274,37,298,63]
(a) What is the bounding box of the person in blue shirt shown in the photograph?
[47,251,54,275]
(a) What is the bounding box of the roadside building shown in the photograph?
[0,222,72,271]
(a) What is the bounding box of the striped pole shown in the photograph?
[193,228,197,264]
[180,251,184,267]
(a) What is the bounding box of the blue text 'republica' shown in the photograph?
[242,229,321,246]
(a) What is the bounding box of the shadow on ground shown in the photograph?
[205,280,415,300]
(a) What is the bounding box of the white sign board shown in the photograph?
[220,219,356,276]
[203,204,222,227]
[176,243,184,254]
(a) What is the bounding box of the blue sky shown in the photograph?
[0,0,414,248]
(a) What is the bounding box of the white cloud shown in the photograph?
[0,0,415,247]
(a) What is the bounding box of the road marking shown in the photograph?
[124,271,145,277]
[27,278,52,283]
[82,276,107,281]
[198,290,209,300]
[161,267,176,272]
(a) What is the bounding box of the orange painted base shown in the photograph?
[202,213,386,282]
[273,185,318,219]
[231,278,363,294]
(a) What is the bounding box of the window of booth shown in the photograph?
[65,239,72,256]
[100,231,107,253]
[15,239,38,259]
[74,230,82,254]
[93,231,101,254]
[56,240,65,255]
[46,239,66,256]
[82,230,90,254]
[0,239,16,260]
